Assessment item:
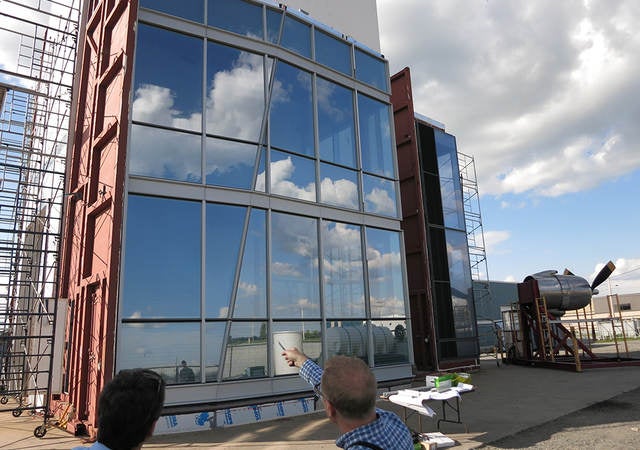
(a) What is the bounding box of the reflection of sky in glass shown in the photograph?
[205,138,260,189]
[133,24,202,132]
[317,77,356,167]
[363,174,397,217]
[140,0,204,23]
[436,132,465,230]
[355,48,388,92]
[281,15,311,58]
[206,203,247,318]
[270,62,314,156]
[233,209,266,318]
[266,8,283,44]
[208,0,263,39]
[319,163,358,209]
[315,29,351,76]
[269,150,316,201]
[321,222,365,318]
[130,124,201,182]
[206,42,264,141]
[271,212,319,319]
[358,94,394,178]
[122,195,201,318]
[118,322,200,385]
[366,228,406,318]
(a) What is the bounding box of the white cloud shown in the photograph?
[483,230,511,255]
[591,258,640,295]
[378,0,640,199]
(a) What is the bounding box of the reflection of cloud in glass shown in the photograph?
[218,306,228,318]
[370,295,406,316]
[238,281,258,298]
[272,261,302,277]
[365,187,395,215]
[321,222,363,277]
[267,157,315,201]
[133,84,202,130]
[273,297,320,313]
[320,177,358,209]
[206,52,268,141]
[366,247,401,281]
[316,79,347,121]
[206,138,257,178]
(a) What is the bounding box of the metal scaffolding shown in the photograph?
[0,0,79,437]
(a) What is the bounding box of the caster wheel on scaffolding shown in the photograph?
[34,425,47,438]
[12,408,23,417]
[0,396,8,404]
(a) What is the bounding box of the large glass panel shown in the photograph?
[317,77,356,167]
[130,124,201,183]
[205,322,225,382]
[319,163,358,210]
[436,131,465,230]
[206,42,264,142]
[446,229,475,339]
[118,322,201,385]
[326,320,368,361]
[281,15,311,58]
[208,0,263,39]
[358,94,394,178]
[270,62,314,156]
[314,29,351,76]
[366,228,405,318]
[206,203,247,318]
[321,221,365,318]
[271,212,319,319]
[363,174,397,217]
[233,208,266,318]
[269,150,316,201]
[122,196,201,318]
[272,322,321,368]
[372,319,410,366]
[354,48,388,91]
[205,138,261,189]
[222,321,268,379]
[133,24,203,132]
[140,0,204,23]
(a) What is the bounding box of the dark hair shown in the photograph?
[321,355,376,419]
[97,368,165,450]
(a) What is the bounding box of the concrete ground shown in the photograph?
[1,342,639,449]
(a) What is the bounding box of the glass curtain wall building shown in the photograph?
[120,0,412,404]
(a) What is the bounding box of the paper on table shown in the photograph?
[388,394,437,417]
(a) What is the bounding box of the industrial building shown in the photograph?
[1,0,486,437]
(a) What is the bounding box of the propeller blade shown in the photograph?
[563,268,574,276]
[590,261,616,290]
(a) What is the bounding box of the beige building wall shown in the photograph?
[281,0,381,52]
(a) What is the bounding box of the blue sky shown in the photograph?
[377,0,640,294]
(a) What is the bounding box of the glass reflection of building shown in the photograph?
[120,0,412,404]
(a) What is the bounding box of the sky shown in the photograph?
[377,0,640,295]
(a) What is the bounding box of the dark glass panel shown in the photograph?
[436,131,465,230]
[354,48,387,91]
[358,93,394,178]
[140,0,204,23]
[270,62,314,156]
[317,77,356,167]
[130,124,201,183]
[205,322,225,382]
[446,229,475,339]
[208,0,263,39]
[122,195,201,318]
[314,29,351,75]
[206,41,264,142]
[206,203,247,318]
[271,212,320,319]
[133,24,203,132]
